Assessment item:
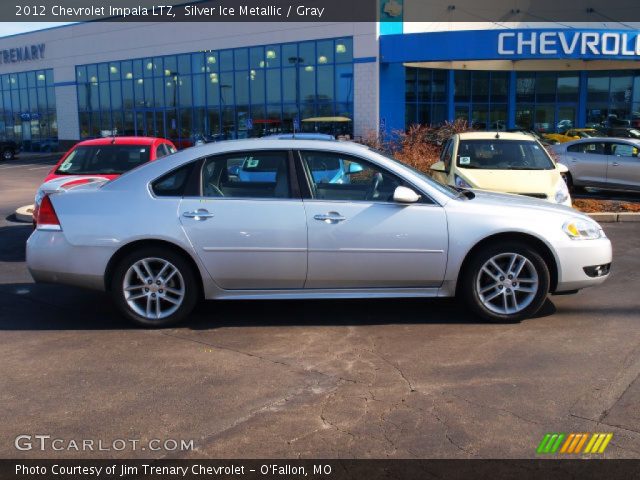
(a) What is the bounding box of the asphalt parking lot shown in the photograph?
[1,154,639,459]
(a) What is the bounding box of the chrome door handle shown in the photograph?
[314,212,346,224]
[183,209,214,220]
[612,162,620,167]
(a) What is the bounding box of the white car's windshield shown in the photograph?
[456,139,555,170]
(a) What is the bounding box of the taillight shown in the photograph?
[36,195,61,231]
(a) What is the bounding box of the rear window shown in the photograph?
[456,139,554,170]
[55,145,151,175]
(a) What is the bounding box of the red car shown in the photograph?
[33,136,176,221]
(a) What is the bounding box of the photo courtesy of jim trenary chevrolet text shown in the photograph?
[1,0,640,479]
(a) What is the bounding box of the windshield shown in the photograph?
[368,148,458,198]
[456,139,554,170]
[55,145,151,175]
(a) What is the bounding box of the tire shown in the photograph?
[460,242,550,323]
[110,247,199,327]
[562,172,583,194]
[2,149,14,161]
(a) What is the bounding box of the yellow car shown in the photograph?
[430,132,572,206]
[543,128,600,143]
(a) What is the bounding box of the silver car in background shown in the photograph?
[552,137,640,192]
[27,139,612,327]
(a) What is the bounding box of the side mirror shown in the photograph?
[347,162,363,174]
[556,163,569,173]
[430,161,446,172]
[393,186,421,204]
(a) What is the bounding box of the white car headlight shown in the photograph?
[562,218,605,240]
[554,178,570,204]
[454,175,472,189]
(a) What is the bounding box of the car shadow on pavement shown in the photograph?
[0,224,31,262]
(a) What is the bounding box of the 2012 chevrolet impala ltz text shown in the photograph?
[26,139,612,327]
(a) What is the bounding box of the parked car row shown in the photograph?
[27,135,612,328]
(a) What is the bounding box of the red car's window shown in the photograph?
[56,145,151,175]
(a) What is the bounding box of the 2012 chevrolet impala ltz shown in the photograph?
[26,139,612,327]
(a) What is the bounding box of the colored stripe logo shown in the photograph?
[537,433,613,454]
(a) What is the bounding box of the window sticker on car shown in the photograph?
[246,158,259,168]
[459,156,471,165]
[533,145,540,150]
[59,162,71,171]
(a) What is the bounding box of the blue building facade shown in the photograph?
[379,28,640,135]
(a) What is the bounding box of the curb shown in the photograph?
[587,212,640,223]
[14,204,34,223]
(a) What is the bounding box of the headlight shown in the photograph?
[554,178,570,204]
[454,175,472,188]
[562,218,605,240]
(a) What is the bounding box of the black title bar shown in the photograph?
[3,0,640,23]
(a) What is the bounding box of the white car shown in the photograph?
[27,139,612,327]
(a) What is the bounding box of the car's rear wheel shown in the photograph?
[111,247,198,327]
[2,149,14,161]
[461,242,550,323]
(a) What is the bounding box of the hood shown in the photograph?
[466,189,577,216]
[458,168,562,198]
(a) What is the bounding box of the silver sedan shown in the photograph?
[27,139,612,327]
[552,137,640,192]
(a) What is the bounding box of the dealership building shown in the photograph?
[0,17,639,150]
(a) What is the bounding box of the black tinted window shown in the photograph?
[202,151,291,199]
[152,163,195,197]
[567,142,606,154]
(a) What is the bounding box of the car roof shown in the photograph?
[75,136,165,146]
[262,133,335,140]
[562,137,640,144]
[457,132,536,141]
[186,138,369,155]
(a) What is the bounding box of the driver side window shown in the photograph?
[299,151,405,203]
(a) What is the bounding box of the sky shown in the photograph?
[0,22,75,38]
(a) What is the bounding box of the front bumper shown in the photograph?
[554,237,613,292]
[26,230,112,291]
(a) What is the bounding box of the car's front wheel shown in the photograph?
[461,242,550,323]
[111,247,198,327]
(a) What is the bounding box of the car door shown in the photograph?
[179,150,308,290]
[299,150,448,289]
[606,141,640,190]
[564,141,608,187]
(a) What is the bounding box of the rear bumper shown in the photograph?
[26,230,112,291]
[554,237,613,292]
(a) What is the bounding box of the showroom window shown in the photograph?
[405,68,448,127]
[586,71,640,128]
[76,37,354,145]
[515,71,580,133]
[453,71,508,130]
[0,69,56,151]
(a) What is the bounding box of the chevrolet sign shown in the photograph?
[498,31,640,57]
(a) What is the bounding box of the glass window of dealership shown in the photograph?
[0,68,57,151]
[75,37,354,144]
[405,68,640,131]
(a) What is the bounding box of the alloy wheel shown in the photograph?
[475,252,539,315]
[122,257,185,321]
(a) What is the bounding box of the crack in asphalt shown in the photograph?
[446,391,540,426]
